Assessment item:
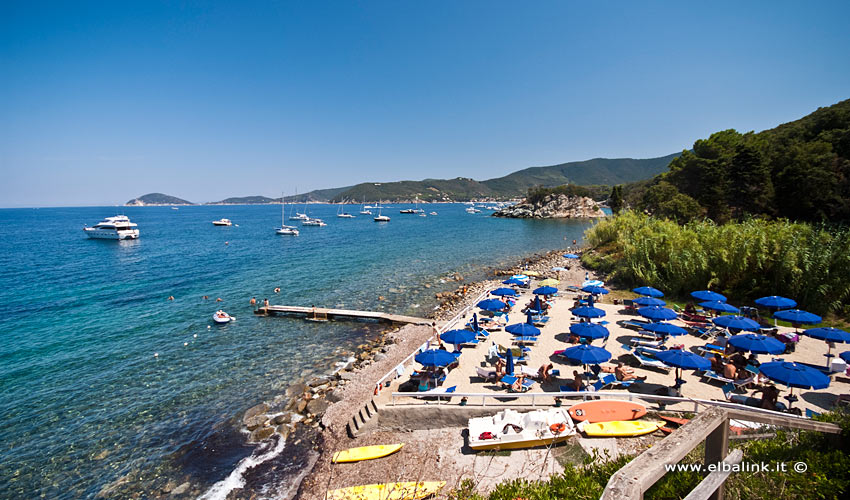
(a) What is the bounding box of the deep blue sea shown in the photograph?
[0,204,596,499]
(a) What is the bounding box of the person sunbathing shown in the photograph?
[571,370,584,391]
[723,362,737,380]
[494,359,506,377]
[756,384,780,410]
[537,363,554,383]
[615,362,646,381]
[511,374,527,392]
[711,354,724,373]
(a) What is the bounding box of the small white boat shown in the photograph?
[213,310,232,323]
[468,408,575,451]
[276,193,299,235]
[212,218,232,226]
[302,218,327,227]
[171,207,179,210]
[429,211,437,216]
[83,215,140,240]
[465,207,477,214]
[373,203,390,222]
[418,212,427,217]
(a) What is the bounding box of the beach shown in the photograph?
[281,248,850,500]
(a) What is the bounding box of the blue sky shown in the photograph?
[1,1,849,207]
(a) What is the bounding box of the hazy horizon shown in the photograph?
[3,1,849,207]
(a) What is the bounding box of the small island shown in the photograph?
[125,193,194,206]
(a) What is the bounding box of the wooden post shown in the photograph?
[704,415,729,500]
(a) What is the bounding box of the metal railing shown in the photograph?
[388,389,818,421]
[374,288,491,390]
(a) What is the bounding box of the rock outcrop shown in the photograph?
[493,194,605,219]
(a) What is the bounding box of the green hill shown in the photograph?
[635,98,850,222]
[211,195,278,204]
[125,193,193,206]
[327,154,678,202]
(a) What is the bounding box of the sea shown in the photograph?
[0,203,599,499]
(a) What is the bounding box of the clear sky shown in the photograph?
[1,1,849,207]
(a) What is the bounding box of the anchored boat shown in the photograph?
[212,310,232,323]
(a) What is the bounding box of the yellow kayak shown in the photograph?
[326,481,445,500]
[583,420,661,437]
[332,443,404,463]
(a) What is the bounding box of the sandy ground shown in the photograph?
[294,249,850,499]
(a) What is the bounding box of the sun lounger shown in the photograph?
[619,319,650,331]
[500,375,536,392]
[630,348,671,371]
[696,343,725,356]
[417,385,456,396]
[512,336,538,345]
[631,337,665,348]
[726,391,787,412]
[702,370,755,388]
[476,366,499,382]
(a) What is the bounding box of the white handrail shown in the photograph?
[388,390,814,420]
[374,288,491,389]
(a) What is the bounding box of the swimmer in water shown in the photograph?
[216,297,222,302]
[202,295,209,300]
[168,296,174,301]
[250,297,257,306]
[274,287,281,293]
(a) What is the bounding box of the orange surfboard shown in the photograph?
[568,400,646,423]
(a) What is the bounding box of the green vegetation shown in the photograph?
[631,99,850,223]
[609,185,624,214]
[125,193,194,205]
[583,212,850,317]
[450,410,850,499]
[211,195,278,204]
[525,184,612,205]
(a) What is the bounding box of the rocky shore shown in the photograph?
[493,193,605,218]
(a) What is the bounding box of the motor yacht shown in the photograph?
[83,215,139,240]
[302,218,327,227]
[212,218,232,226]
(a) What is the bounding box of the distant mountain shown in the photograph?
[126,193,194,206]
[128,153,679,205]
[209,195,278,205]
[327,154,679,202]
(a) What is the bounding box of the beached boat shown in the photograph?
[275,193,299,235]
[212,218,232,226]
[580,420,661,437]
[325,481,445,500]
[468,408,575,450]
[213,310,232,323]
[331,443,404,463]
[83,215,140,240]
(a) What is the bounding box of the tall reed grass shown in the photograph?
[583,212,850,316]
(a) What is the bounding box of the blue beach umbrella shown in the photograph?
[643,322,687,337]
[505,348,514,375]
[563,253,580,259]
[699,301,740,314]
[582,285,609,295]
[637,306,677,321]
[633,286,664,298]
[712,315,760,332]
[491,287,518,297]
[728,334,786,355]
[755,295,797,310]
[440,329,476,345]
[805,327,850,367]
[759,361,831,390]
[533,286,558,296]
[506,322,541,336]
[633,297,665,307]
[415,349,456,367]
[840,351,850,364]
[471,313,481,332]
[560,344,612,365]
[656,349,711,371]
[774,309,822,326]
[572,306,606,319]
[477,298,507,311]
[569,322,610,340]
[691,290,727,302]
[502,277,525,286]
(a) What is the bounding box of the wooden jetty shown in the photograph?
[256,305,431,326]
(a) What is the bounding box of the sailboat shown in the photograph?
[373,202,390,222]
[337,200,355,218]
[400,196,425,214]
[359,197,372,215]
[276,193,300,235]
[289,189,309,221]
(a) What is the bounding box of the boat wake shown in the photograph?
[197,435,286,500]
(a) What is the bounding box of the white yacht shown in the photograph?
[289,189,310,220]
[276,194,299,235]
[337,201,355,218]
[302,217,327,227]
[83,215,139,240]
[212,218,232,226]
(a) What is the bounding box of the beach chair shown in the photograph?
[618,319,650,331]
[630,348,671,372]
[512,336,538,345]
[560,384,588,392]
[476,366,499,382]
[630,337,665,349]
[696,343,725,356]
[702,370,755,388]
[500,375,536,392]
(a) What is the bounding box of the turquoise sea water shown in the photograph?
[0,204,596,499]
